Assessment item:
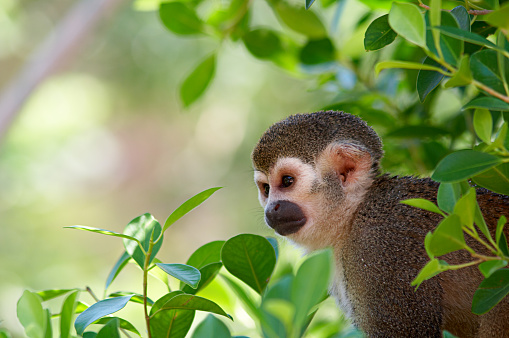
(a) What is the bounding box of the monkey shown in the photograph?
[251,110,509,337]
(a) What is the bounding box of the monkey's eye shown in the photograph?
[282,175,294,188]
[263,184,270,197]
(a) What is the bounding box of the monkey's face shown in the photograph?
[254,143,376,250]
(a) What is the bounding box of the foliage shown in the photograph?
[15,189,350,337]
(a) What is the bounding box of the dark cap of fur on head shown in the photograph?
[252,111,384,173]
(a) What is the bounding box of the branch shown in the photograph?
[0,0,125,143]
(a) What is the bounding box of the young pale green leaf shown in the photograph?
[292,249,332,328]
[105,252,130,291]
[375,61,446,76]
[43,309,51,338]
[444,55,472,88]
[401,198,445,216]
[159,2,203,35]
[242,29,283,60]
[437,182,470,214]
[472,269,509,314]
[424,232,434,259]
[428,214,466,257]
[74,295,133,335]
[180,54,216,107]
[479,260,508,278]
[183,262,222,294]
[163,187,222,233]
[299,38,335,65]
[470,50,508,95]
[388,2,426,48]
[192,314,231,338]
[472,163,509,196]
[497,216,507,247]
[275,3,326,38]
[36,289,76,302]
[432,150,502,182]
[64,226,141,245]
[60,290,79,338]
[474,203,493,244]
[453,188,476,229]
[417,57,445,102]
[186,240,224,269]
[17,290,46,338]
[156,263,201,288]
[473,109,493,144]
[485,4,509,31]
[463,97,509,112]
[412,259,449,289]
[364,14,397,51]
[96,318,120,338]
[221,234,276,295]
[154,294,232,320]
[123,213,163,269]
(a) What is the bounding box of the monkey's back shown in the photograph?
[338,174,509,337]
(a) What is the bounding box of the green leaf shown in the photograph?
[107,291,153,305]
[156,263,201,288]
[93,317,141,336]
[432,150,502,182]
[0,330,12,338]
[472,163,509,195]
[186,240,224,269]
[105,252,130,291]
[364,14,397,51]
[292,249,332,327]
[479,260,508,278]
[450,6,469,32]
[376,61,446,76]
[472,269,509,314]
[159,2,203,35]
[428,214,466,256]
[444,55,472,88]
[401,198,445,216]
[463,97,509,112]
[436,11,463,66]
[150,291,184,316]
[485,4,509,31]
[417,57,445,102]
[437,182,470,214]
[470,50,508,95]
[412,259,449,289]
[183,262,223,294]
[274,2,326,38]
[192,314,231,338]
[96,318,120,338]
[474,109,493,144]
[474,203,492,244]
[387,125,450,138]
[64,226,140,245]
[453,188,476,229]
[36,289,76,302]
[153,294,232,320]
[60,290,79,338]
[497,216,507,247]
[305,0,316,10]
[180,54,216,107]
[221,234,276,294]
[435,26,498,49]
[388,2,426,48]
[163,187,221,233]
[266,237,279,261]
[242,29,283,60]
[74,295,133,335]
[299,38,335,65]
[123,213,162,269]
[83,332,97,338]
[43,309,51,338]
[17,290,46,338]
[220,275,263,320]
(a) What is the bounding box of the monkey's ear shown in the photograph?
[318,143,373,188]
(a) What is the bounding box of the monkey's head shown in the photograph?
[252,111,383,249]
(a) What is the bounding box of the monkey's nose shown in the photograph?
[265,200,306,236]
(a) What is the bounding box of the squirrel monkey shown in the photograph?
[251,111,509,337]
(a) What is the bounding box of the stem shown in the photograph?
[143,234,155,338]
[86,286,100,302]
[464,227,499,256]
[472,80,509,104]
[448,259,484,270]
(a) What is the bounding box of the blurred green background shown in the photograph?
[0,0,339,335]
